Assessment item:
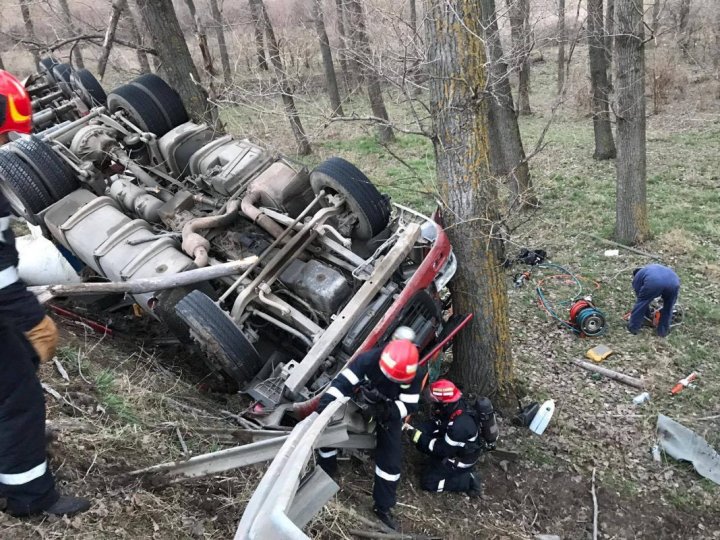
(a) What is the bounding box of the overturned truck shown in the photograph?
[2,62,460,427]
[1,61,470,538]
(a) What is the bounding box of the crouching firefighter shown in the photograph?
[404,379,499,496]
[316,339,422,530]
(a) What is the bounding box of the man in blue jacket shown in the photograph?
[627,264,680,338]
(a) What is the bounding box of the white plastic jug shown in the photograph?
[529,399,555,435]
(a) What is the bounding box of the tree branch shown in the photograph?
[4,32,156,55]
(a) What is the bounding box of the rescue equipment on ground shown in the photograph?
[585,344,614,363]
[529,399,555,435]
[533,263,607,337]
[670,372,698,395]
[568,298,606,337]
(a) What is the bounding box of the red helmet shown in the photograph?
[429,379,462,403]
[0,71,32,136]
[379,340,419,383]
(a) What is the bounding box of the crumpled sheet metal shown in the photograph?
[657,414,720,485]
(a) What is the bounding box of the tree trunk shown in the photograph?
[425,0,513,398]
[57,0,85,68]
[588,0,616,160]
[506,0,531,115]
[248,0,269,71]
[346,0,395,143]
[651,0,662,38]
[98,0,125,80]
[557,0,566,94]
[182,0,216,76]
[0,54,5,70]
[135,0,215,125]
[253,0,312,155]
[335,0,351,86]
[208,0,232,83]
[19,0,41,66]
[409,0,417,36]
[606,0,614,87]
[482,0,536,209]
[128,0,160,72]
[312,0,344,117]
[677,0,691,56]
[614,0,649,244]
[124,5,152,73]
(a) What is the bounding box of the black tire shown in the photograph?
[38,57,60,82]
[0,151,53,225]
[175,290,263,385]
[10,136,79,201]
[50,63,74,98]
[310,157,391,239]
[130,74,188,131]
[107,83,171,136]
[70,69,107,107]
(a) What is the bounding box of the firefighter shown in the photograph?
[316,339,422,530]
[0,315,90,516]
[403,379,488,496]
[0,70,59,362]
[627,264,681,338]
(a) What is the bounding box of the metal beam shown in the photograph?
[130,423,348,483]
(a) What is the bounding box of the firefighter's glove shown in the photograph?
[402,423,422,444]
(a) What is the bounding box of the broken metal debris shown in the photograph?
[657,414,720,485]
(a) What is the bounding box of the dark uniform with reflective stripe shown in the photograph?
[317,347,422,512]
[0,316,59,514]
[0,191,58,515]
[413,400,480,493]
[0,193,45,330]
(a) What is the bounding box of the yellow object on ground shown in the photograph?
[25,315,59,363]
[586,344,614,363]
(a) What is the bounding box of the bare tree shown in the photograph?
[181,0,216,76]
[253,0,312,155]
[123,3,152,73]
[557,0,566,93]
[208,0,232,83]
[482,0,536,208]
[346,0,394,143]
[651,0,662,37]
[677,0,691,55]
[20,0,41,66]
[98,0,125,80]
[615,0,649,244]
[311,0,344,117]
[425,0,513,397]
[135,0,214,125]
[335,0,350,85]
[57,0,85,68]
[409,0,418,37]
[0,54,5,70]
[588,0,616,160]
[248,0,268,71]
[606,0,614,87]
[128,0,160,72]
[506,0,532,115]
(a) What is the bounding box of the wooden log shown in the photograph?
[572,359,645,389]
[29,257,257,304]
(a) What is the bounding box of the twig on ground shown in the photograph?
[584,233,662,260]
[53,358,70,381]
[591,468,599,540]
[176,427,190,457]
[349,531,438,540]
